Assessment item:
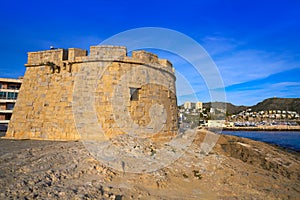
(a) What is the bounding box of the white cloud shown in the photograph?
[201,36,299,87]
[201,36,243,56]
[225,82,300,106]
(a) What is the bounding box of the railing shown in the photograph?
[0,96,18,100]
[0,96,18,99]
[0,91,18,100]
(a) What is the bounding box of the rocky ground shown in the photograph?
[0,130,299,199]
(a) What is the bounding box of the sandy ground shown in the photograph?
[0,130,299,199]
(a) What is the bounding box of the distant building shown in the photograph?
[184,101,192,110]
[195,101,203,111]
[0,77,22,131]
[207,120,226,128]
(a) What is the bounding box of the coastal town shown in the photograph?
[179,101,300,130]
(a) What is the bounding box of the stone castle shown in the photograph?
[5,46,178,140]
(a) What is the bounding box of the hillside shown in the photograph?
[251,98,300,113]
[202,98,300,115]
[203,102,247,115]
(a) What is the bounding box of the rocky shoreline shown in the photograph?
[0,130,299,199]
[223,125,300,131]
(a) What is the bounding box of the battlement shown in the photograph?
[25,46,173,70]
[26,49,68,66]
[89,45,127,59]
[132,50,158,64]
[68,48,88,62]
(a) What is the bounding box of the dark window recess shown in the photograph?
[62,49,68,61]
[0,92,7,99]
[5,113,12,120]
[7,103,14,110]
[130,87,140,101]
[7,84,20,90]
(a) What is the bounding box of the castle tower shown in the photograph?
[5,46,178,140]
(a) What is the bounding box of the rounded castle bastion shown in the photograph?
[5,46,178,140]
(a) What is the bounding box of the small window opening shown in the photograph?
[130,87,140,101]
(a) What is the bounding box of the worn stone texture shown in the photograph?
[1,131,299,199]
[5,46,178,140]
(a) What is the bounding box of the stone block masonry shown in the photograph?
[5,46,178,140]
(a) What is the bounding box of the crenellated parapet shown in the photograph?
[24,46,175,76]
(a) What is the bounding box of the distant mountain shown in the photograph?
[203,98,300,115]
[203,102,247,115]
[250,98,300,114]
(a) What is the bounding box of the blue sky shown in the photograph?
[0,0,299,106]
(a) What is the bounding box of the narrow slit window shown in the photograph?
[130,87,140,101]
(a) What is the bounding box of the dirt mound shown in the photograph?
[0,130,299,199]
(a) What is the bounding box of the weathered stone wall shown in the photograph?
[5,46,177,140]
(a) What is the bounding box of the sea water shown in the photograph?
[222,131,300,152]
